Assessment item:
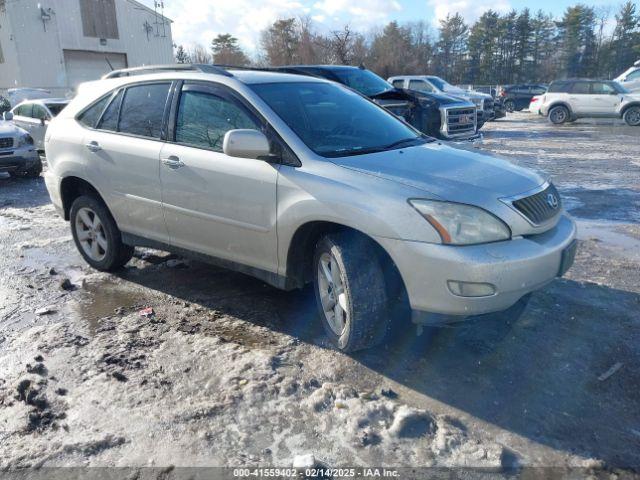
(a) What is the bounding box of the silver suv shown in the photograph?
[540,79,640,126]
[44,64,577,352]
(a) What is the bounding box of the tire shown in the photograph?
[9,161,42,178]
[504,100,515,113]
[69,195,134,271]
[548,105,569,125]
[623,106,640,126]
[313,232,392,352]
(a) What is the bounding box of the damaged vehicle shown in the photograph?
[44,64,577,352]
[388,75,496,127]
[0,111,41,178]
[270,65,480,142]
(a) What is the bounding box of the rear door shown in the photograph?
[159,81,279,273]
[568,81,592,114]
[81,82,172,243]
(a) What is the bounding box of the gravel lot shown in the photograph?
[0,112,639,476]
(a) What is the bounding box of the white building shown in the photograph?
[0,0,173,96]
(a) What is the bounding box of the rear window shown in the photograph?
[46,103,67,117]
[547,82,570,93]
[78,95,111,128]
[570,82,591,94]
[118,83,171,139]
[97,90,123,131]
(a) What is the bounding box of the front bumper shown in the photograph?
[44,169,64,217]
[376,214,577,318]
[0,146,40,173]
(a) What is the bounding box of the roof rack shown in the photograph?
[102,64,233,79]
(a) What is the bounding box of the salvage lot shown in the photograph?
[0,112,639,473]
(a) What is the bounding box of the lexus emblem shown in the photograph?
[546,193,559,209]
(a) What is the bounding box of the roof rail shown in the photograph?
[102,64,233,79]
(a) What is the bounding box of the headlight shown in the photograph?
[409,199,511,245]
[16,133,34,147]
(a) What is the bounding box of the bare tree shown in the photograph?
[189,43,211,64]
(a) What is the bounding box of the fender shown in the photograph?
[619,101,640,118]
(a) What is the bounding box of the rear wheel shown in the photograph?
[70,195,134,271]
[313,232,392,352]
[504,100,515,113]
[623,106,640,126]
[548,105,569,125]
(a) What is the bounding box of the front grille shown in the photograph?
[0,137,13,149]
[512,183,561,225]
[444,107,476,137]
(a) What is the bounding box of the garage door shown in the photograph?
[64,50,127,87]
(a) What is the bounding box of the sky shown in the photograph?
[138,0,622,53]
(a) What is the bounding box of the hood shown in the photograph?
[0,121,24,136]
[331,142,545,203]
[406,90,474,107]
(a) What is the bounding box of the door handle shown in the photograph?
[85,141,101,152]
[161,155,185,169]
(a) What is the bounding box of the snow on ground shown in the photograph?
[0,113,639,476]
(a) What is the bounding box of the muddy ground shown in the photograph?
[0,112,639,477]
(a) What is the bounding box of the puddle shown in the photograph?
[577,220,640,259]
[64,282,143,336]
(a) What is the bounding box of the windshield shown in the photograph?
[428,76,465,93]
[613,81,630,94]
[331,69,394,97]
[251,82,427,158]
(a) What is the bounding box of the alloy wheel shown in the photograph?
[317,252,349,336]
[625,107,640,126]
[550,107,567,124]
[75,207,108,262]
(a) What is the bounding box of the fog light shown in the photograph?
[447,280,496,297]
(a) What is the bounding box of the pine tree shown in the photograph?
[175,45,190,64]
[211,34,250,66]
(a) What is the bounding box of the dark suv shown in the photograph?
[500,84,547,112]
[271,65,480,142]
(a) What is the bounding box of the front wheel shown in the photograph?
[70,195,134,271]
[623,106,640,126]
[548,105,569,125]
[313,232,392,352]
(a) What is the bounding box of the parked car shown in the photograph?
[0,112,41,178]
[45,64,577,352]
[11,99,69,150]
[614,59,640,92]
[492,97,507,120]
[388,75,495,127]
[269,65,480,142]
[500,84,547,112]
[539,79,640,126]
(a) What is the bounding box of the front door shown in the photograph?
[159,82,279,274]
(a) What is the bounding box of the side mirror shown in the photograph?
[223,129,270,160]
[3,111,13,121]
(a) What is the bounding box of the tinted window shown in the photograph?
[331,69,392,96]
[46,103,67,117]
[118,83,170,138]
[570,82,590,94]
[251,82,427,158]
[79,95,111,128]
[15,104,33,117]
[628,70,640,80]
[32,104,48,120]
[548,82,569,93]
[408,80,435,93]
[591,82,616,94]
[175,90,259,151]
[97,90,123,131]
[391,80,404,88]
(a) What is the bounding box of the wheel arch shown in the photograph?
[546,101,573,117]
[620,102,640,118]
[59,176,107,221]
[284,221,407,298]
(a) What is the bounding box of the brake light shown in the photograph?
[530,97,539,103]
[500,91,507,97]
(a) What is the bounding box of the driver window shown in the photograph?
[408,80,434,93]
[391,80,404,89]
[175,90,260,152]
[32,104,49,121]
[591,82,615,95]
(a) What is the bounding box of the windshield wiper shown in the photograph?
[383,137,427,149]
